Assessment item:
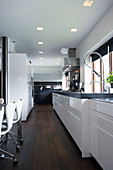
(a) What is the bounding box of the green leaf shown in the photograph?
[106,71,113,83]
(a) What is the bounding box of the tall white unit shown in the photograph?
[8,53,33,121]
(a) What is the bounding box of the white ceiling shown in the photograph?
[0,0,113,67]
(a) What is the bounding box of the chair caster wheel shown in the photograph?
[4,138,7,143]
[16,145,20,151]
[13,158,18,165]
[20,139,23,144]
[0,153,5,159]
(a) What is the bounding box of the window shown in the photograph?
[92,58,101,92]
[85,37,113,93]
[103,53,109,89]
[91,51,113,92]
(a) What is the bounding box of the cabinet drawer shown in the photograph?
[90,110,113,135]
[97,102,113,117]
[70,98,82,112]
[90,121,113,170]
[90,100,98,111]
[68,109,82,149]
[90,100,113,118]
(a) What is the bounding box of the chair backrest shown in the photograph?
[0,98,4,111]
[13,99,23,123]
[0,107,4,138]
[5,103,16,133]
[0,98,4,104]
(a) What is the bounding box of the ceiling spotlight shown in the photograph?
[40,57,43,59]
[83,1,93,6]
[38,41,43,45]
[39,51,43,54]
[37,27,44,31]
[71,28,78,32]
[58,58,61,60]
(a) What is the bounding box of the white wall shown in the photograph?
[33,73,62,82]
[27,66,62,82]
[76,4,113,85]
[27,66,62,74]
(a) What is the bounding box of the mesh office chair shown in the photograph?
[0,103,18,164]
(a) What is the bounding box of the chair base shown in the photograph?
[20,138,24,144]
[0,149,18,165]
[8,132,23,151]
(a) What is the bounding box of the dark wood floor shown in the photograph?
[0,105,103,170]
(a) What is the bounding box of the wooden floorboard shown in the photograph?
[0,105,103,170]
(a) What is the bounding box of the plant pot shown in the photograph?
[110,83,113,88]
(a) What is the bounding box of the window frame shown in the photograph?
[91,50,113,93]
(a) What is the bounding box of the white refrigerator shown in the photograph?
[8,53,33,121]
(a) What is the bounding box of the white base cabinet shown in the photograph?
[53,93,90,157]
[53,94,113,169]
[90,100,113,170]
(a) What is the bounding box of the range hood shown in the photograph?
[62,48,80,73]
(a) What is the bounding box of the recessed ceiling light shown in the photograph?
[58,58,61,60]
[37,27,44,31]
[40,57,43,59]
[71,28,78,32]
[56,62,58,65]
[38,41,43,45]
[40,62,43,64]
[39,51,43,54]
[83,1,93,7]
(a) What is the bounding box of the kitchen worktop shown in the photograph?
[53,91,113,99]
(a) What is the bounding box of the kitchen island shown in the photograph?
[53,91,113,170]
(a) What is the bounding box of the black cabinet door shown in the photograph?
[39,91,52,104]
[33,83,60,105]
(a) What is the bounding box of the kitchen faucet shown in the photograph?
[84,51,105,92]
[90,80,103,85]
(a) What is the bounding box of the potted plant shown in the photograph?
[106,71,113,88]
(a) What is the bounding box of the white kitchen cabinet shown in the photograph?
[52,93,69,124]
[68,97,90,157]
[90,100,113,170]
[67,98,82,150]
[53,94,113,168]
[53,93,90,157]
[8,53,33,121]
